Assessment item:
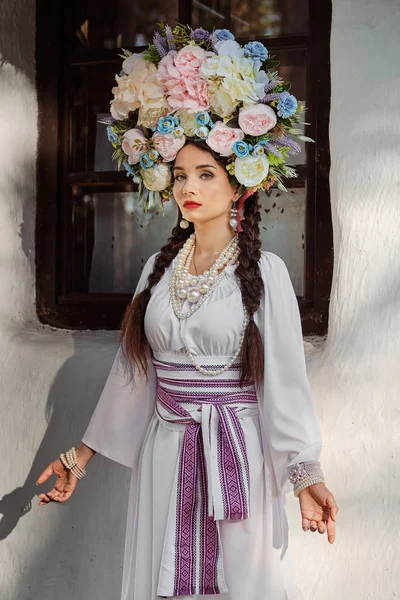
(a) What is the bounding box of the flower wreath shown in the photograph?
[105,23,313,210]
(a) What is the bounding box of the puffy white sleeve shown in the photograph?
[82,253,158,468]
[255,251,323,496]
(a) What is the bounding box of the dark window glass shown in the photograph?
[192,0,309,38]
[74,0,179,51]
[71,188,178,294]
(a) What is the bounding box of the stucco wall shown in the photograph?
[0,0,399,598]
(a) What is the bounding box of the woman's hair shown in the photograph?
[120,140,265,385]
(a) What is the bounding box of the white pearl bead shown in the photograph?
[199,283,210,294]
[209,269,218,277]
[177,287,188,299]
[187,288,201,303]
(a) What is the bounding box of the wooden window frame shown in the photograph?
[36,0,332,333]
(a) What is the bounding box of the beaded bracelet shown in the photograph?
[60,446,87,480]
[288,461,325,497]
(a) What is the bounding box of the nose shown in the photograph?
[182,175,198,196]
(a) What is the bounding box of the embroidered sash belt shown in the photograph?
[154,370,258,597]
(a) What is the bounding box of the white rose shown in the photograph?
[234,154,270,187]
[140,163,172,191]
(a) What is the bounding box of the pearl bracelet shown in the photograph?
[60,446,87,480]
[293,475,325,497]
[288,461,324,497]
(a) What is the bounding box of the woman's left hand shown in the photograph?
[298,482,338,544]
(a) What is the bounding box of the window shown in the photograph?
[36,0,332,332]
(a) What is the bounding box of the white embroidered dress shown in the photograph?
[82,251,323,600]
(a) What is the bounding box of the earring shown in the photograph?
[229,202,238,231]
[180,218,189,229]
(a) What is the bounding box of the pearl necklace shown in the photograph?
[170,233,249,376]
[171,233,239,320]
[184,310,249,376]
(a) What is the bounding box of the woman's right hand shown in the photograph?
[36,444,95,505]
[36,458,80,505]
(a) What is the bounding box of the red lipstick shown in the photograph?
[183,201,202,209]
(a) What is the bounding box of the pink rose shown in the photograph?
[158,49,211,113]
[122,128,147,164]
[152,131,186,162]
[206,121,245,157]
[238,104,277,136]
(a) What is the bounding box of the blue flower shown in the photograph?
[195,111,210,126]
[232,140,250,158]
[148,149,159,161]
[215,29,235,42]
[173,126,185,137]
[252,144,265,156]
[191,28,211,43]
[157,116,175,134]
[243,41,269,62]
[195,126,209,139]
[172,115,180,126]
[277,92,298,118]
[139,153,154,170]
[123,161,137,178]
[106,126,119,145]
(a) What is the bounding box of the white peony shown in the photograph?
[234,154,270,187]
[140,163,172,191]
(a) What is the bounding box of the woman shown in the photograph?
[37,139,338,599]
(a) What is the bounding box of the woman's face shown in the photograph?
[172,143,238,226]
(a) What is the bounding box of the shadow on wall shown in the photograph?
[0,334,130,598]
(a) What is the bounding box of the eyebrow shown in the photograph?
[172,164,217,172]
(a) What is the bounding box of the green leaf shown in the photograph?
[265,59,280,69]
[280,82,291,92]
[298,135,315,143]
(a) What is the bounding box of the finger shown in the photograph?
[38,493,53,505]
[327,517,336,543]
[302,517,310,532]
[36,464,54,486]
[310,520,318,532]
[330,503,339,522]
[57,490,72,503]
[317,520,326,534]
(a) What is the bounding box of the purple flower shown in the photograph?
[277,92,298,118]
[165,25,176,51]
[273,135,301,155]
[261,92,288,103]
[259,142,283,159]
[264,77,280,93]
[153,31,168,58]
[190,28,211,42]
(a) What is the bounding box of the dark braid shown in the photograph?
[236,192,265,385]
[119,214,194,377]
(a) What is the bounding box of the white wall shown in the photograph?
[0,0,399,598]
